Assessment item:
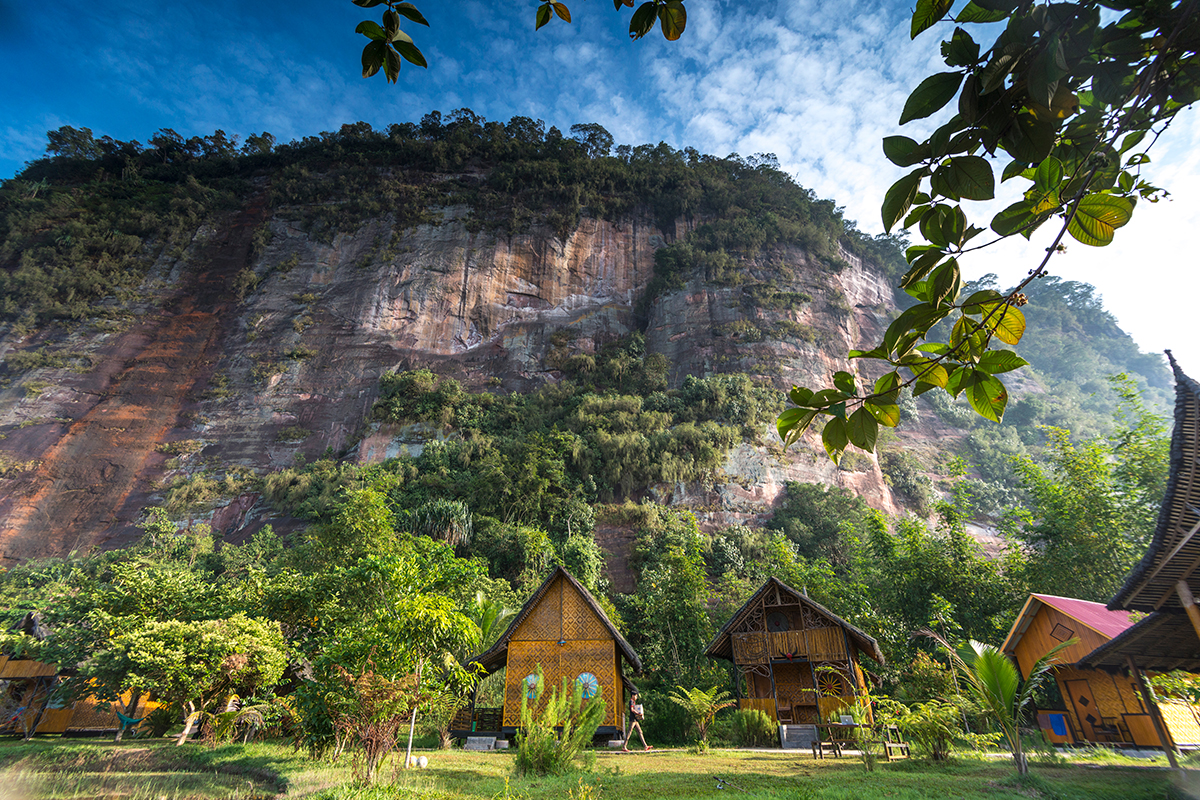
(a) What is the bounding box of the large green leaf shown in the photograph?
[900,72,964,125]
[396,3,430,25]
[964,371,1008,423]
[356,20,387,41]
[931,156,994,201]
[941,27,980,66]
[846,408,879,452]
[658,1,686,40]
[1002,111,1057,163]
[1067,194,1134,246]
[990,200,1042,237]
[361,40,386,78]
[865,402,901,428]
[978,349,1029,374]
[536,4,552,30]
[955,1,1009,22]
[882,168,925,232]
[883,136,926,168]
[821,417,849,464]
[900,249,945,288]
[777,407,819,448]
[629,2,657,39]
[394,40,427,68]
[383,46,402,83]
[911,0,953,39]
[979,302,1025,345]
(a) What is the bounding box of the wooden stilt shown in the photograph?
[1128,655,1179,769]
[1176,581,1200,645]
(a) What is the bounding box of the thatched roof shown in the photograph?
[1077,611,1200,673]
[704,576,884,665]
[471,566,642,674]
[1109,352,1200,613]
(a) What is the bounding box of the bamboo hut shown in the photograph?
[0,613,150,737]
[1070,354,1200,759]
[998,593,1175,746]
[452,566,641,740]
[705,577,883,725]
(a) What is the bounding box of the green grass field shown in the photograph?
[0,739,1190,800]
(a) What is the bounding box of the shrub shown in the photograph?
[731,708,776,747]
[514,670,605,777]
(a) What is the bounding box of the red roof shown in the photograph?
[1032,594,1136,640]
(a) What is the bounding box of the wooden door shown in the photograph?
[1065,679,1101,742]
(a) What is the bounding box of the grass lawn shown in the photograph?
[0,739,1189,800]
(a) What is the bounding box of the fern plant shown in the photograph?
[667,685,735,744]
[514,667,606,776]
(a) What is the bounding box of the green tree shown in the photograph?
[83,614,288,745]
[666,685,735,744]
[924,631,1075,775]
[776,0,1197,460]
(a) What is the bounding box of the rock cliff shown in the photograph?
[0,184,908,566]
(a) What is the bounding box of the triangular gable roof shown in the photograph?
[704,576,884,665]
[1002,594,1136,655]
[472,566,642,674]
[1110,352,1200,612]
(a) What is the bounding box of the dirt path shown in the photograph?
[0,195,267,562]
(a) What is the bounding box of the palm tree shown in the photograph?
[923,630,1075,775]
[667,685,736,743]
[406,499,473,547]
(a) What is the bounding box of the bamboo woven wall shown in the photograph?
[0,659,58,679]
[807,628,846,661]
[731,628,847,664]
[1162,700,1200,746]
[739,697,777,722]
[501,576,618,728]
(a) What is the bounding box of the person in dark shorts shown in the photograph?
[623,691,652,751]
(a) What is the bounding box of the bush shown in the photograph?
[513,672,605,777]
[731,708,776,747]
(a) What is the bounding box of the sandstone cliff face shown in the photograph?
[0,197,906,564]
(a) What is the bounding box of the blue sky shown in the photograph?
[2,0,1198,373]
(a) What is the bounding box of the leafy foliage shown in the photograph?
[666,685,735,743]
[778,0,1197,461]
[513,670,606,777]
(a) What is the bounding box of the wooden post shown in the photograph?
[1127,655,1179,769]
[1176,581,1200,645]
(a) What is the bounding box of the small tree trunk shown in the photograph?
[114,689,141,743]
[404,660,424,769]
[177,703,200,746]
[1014,740,1028,775]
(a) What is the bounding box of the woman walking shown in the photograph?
[623,691,652,751]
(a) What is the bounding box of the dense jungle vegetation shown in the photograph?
[0,115,1178,756]
[0,111,905,337]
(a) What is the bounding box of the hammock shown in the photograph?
[113,706,147,731]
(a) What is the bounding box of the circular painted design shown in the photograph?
[766,611,791,633]
[575,672,600,700]
[817,673,845,698]
[523,673,541,700]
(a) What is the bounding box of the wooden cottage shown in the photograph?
[998,594,1170,746]
[453,566,641,739]
[1072,354,1200,760]
[705,577,883,724]
[0,613,146,736]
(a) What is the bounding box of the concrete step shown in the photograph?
[464,736,497,751]
[780,724,818,749]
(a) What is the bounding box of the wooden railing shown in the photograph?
[731,629,847,663]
